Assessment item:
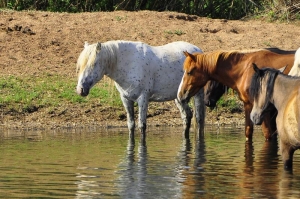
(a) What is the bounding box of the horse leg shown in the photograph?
[280,139,295,170]
[193,88,206,137]
[261,112,276,141]
[244,103,254,141]
[121,96,135,139]
[175,98,192,139]
[137,96,149,141]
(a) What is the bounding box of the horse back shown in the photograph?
[248,51,295,70]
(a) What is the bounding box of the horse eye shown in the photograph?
[187,71,191,76]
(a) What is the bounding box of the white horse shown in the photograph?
[288,47,300,76]
[76,40,205,139]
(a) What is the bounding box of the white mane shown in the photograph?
[76,41,118,74]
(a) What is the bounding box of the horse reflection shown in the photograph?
[175,137,206,198]
[240,138,280,198]
[117,137,183,199]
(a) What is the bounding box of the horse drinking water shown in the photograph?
[249,64,300,170]
[76,40,205,139]
[177,49,294,141]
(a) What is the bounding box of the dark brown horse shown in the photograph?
[250,64,300,170]
[177,49,295,141]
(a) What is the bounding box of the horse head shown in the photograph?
[250,63,279,125]
[177,51,210,103]
[76,42,103,96]
[204,80,227,108]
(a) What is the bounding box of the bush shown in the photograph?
[0,0,264,20]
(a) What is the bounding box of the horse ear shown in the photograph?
[84,41,89,48]
[183,51,190,57]
[183,51,196,61]
[279,65,288,73]
[252,63,260,73]
[96,42,101,53]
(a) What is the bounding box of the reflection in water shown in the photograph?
[177,137,206,198]
[116,138,137,199]
[1,126,300,198]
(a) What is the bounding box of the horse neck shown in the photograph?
[210,53,246,89]
[272,75,299,110]
[99,43,118,79]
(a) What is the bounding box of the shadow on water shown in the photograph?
[1,126,300,198]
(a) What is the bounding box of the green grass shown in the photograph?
[0,75,123,113]
[216,89,243,113]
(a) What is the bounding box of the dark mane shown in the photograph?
[249,67,280,110]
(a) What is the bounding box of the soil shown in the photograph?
[0,10,300,131]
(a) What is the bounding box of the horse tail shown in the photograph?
[192,88,206,138]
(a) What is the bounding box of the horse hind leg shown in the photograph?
[193,88,206,137]
[121,96,135,139]
[175,98,192,139]
[280,139,296,170]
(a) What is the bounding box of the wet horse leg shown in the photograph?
[280,139,296,170]
[193,88,206,138]
[261,112,276,141]
[121,96,135,139]
[244,103,254,141]
[137,95,149,141]
[175,99,192,139]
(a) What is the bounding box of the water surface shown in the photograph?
[0,126,300,198]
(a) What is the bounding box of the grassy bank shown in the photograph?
[0,74,123,114]
[0,73,243,117]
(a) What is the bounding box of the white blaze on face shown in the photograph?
[177,70,185,100]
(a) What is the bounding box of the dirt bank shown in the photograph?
[0,10,299,131]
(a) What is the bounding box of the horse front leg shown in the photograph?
[137,96,149,141]
[175,99,192,139]
[244,103,254,141]
[280,139,295,170]
[193,88,206,137]
[261,111,277,141]
[121,96,135,139]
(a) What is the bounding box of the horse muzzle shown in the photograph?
[178,90,190,104]
[250,112,263,125]
[204,99,217,108]
[76,87,89,97]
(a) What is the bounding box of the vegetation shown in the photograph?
[0,0,299,117]
[0,0,299,21]
[0,75,122,113]
[216,90,243,114]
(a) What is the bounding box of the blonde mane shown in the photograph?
[76,42,118,75]
[76,43,99,74]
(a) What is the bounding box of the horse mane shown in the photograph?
[76,41,118,75]
[249,67,279,110]
[196,48,290,74]
[195,51,247,74]
[76,43,99,74]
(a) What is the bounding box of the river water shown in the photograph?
[0,125,300,199]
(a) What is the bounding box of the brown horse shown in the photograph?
[204,48,296,108]
[250,64,300,170]
[177,49,295,141]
